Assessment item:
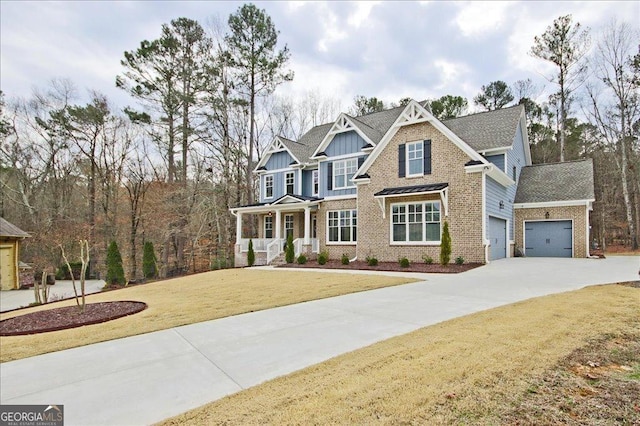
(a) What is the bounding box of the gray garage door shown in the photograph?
[525,220,572,257]
[489,216,507,260]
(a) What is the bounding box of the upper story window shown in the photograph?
[312,170,319,196]
[265,175,273,198]
[407,141,423,176]
[399,140,431,178]
[333,158,358,190]
[285,171,295,194]
[391,201,441,244]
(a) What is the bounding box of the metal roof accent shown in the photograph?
[374,183,449,197]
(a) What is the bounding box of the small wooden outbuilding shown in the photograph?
[0,218,31,290]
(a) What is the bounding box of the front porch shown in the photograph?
[231,195,321,266]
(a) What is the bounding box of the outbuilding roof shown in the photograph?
[514,159,595,204]
[0,218,30,238]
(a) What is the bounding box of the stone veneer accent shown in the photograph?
[357,122,485,264]
[317,198,357,260]
[515,205,590,258]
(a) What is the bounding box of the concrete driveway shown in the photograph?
[1,256,638,425]
[0,280,106,313]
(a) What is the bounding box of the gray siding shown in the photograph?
[507,123,526,183]
[486,154,505,172]
[302,169,315,197]
[260,169,299,202]
[318,159,363,198]
[265,151,294,170]
[486,176,513,240]
[325,131,365,157]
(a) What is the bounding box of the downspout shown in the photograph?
[482,168,489,263]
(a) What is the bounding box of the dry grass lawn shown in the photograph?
[160,283,640,425]
[0,269,415,362]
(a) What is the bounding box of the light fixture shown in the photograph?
[499,200,504,210]
[545,211,550,219]
[268,211,273,217]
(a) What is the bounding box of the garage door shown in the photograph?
[489,217,507,260]
[525,220,572,257]
[1,246,16,290]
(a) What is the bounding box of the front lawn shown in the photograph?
[0,269,416,362]
[160,283,640,425]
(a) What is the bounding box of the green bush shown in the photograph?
[317,251,329,265]
[285,234,295,263]
[422,255,434,265]
[399,257,410,268]
[142,241,157,278]
[455,256,464,265]
[106,241,125,285]
[247,239,256,267]
[56,262,89,280]
[297,254,307,264]
[341,254,350,265]
[440,221,451,266]
[210,256,229,270]
[366,256,378,266]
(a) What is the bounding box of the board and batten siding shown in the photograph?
[325,131,364,157]
[302,169,315,197]
[265,151,294,169]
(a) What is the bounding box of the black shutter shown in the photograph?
[398,144,406,178]
[423,140,432,175]
[357,156,364,168]
[327,162,333,190]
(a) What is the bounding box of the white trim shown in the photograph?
[263,215,274,239]
[297,169,303,196]
[485,152,507,174]
[406,140,424,177]
[479,147,511,155]
[312,169,319,196]
[254,136,301,172]
[258,166,296,175]
[514,199,595,209]
[482,171,489,263]
[326,209,357,245]
[354,178,371,185]
[323,194,357,201]
[319,152,363,162]
[332,158,358,190]
[522,219,574,258]
[312,114,376,158]
[585,206,590,257]
[374,187,448,219]
[284,171,295,194]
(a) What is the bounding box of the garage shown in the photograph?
[524,220,572,257]
[489,216,507,260]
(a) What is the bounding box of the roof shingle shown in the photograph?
[515,159,595,203]
[0,218,30,238]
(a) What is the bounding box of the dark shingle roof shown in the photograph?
[515,159,595,203]
[0,218,30,238]
[354,105,405,136]
[374,183,448,197]
[295,123,333,161]
[279,137,311,164]
[442,105,523,152]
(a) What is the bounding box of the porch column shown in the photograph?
[235,212,243,243]
[304,206,311,245]
[275,210,282,240]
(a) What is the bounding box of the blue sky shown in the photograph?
[1,1,638,111]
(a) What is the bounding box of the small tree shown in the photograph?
[247,239,256,267]
[440,221,451,266]
[106,241,126,285]
[142,241,158,279]
[285,233,295,263]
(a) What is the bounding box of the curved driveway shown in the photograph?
[1,257,638,425]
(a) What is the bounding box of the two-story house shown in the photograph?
[230,100,595,266]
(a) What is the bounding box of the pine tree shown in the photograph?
[106,241,126,285]
[247,239,256,267]
[440,221,451,266]
[142,241,157,279]
[285,233,294,263]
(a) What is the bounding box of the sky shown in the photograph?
[1,1,639,114]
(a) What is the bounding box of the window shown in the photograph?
[265,175,273,198]
[285,171,294,194]
[264,216,273,239]
[327,210,357,243]
[312,170,319,196]
[407,141,423,176]
[284,214,294,238]
[512,166,517,181]
[333,158,358,190]
[391,201,441,244]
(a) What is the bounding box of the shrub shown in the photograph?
[317,251,329,265]
[247,239,256,267]
[399,257,410,268]
[366,256,378,266]
[285,234,295,264]
[106,241,125,285]
[210,256,229,270]
[142,241,157,278]
[422,255,434,265]
[455,256,464,265]
[297,254,307,264]
[440,221,451,266]
[341,254,350,265]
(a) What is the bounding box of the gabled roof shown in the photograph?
[514,159,595,204]
[271,194,322,205]
[442,105,524,152]
[0,218,30,238]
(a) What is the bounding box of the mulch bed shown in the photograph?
[279,259,481,273]
[0,301,147,336]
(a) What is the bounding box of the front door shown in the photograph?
[284,214,294,239]
[311,214,317,239]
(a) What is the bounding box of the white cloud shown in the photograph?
[347,1,381,29]
[316,4,348,53]
[455,1,514,38]
[433,58,471,91]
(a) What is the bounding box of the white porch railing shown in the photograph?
[239,238,273,252]
[266,239,282,264]
[293,238,303,256]
[311,238,320,253]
